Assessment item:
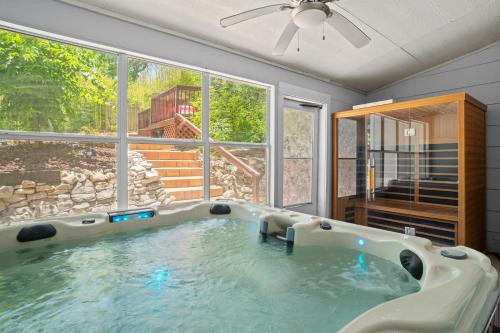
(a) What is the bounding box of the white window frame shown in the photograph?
[0,22,274,210]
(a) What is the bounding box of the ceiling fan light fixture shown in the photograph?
[292,2,329,29]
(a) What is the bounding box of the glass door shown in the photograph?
[336,114,366,224]
[335,108,413,226]
[281,99,319,214]
[367,109,413,207]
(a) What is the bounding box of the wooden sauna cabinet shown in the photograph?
[332,93,486,250]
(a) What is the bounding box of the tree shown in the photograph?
[0,29,266,142]
[0,30,117,133]
[128,59,201,111]
[190,77,266,143]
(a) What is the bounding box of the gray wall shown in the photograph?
[367,42,500,253]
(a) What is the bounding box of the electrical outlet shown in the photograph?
[405,226,416,236]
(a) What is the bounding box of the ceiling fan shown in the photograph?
[220,0,371,55]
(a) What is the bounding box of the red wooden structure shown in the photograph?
[137,85,200,138]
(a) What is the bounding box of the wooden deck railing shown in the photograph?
[137,85,200,132]
[176,115,262,202]
[137,85,262,202]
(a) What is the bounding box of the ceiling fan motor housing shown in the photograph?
[292,2,330,28]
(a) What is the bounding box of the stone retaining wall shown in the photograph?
[0,152,173,225]
[211,151,267,203]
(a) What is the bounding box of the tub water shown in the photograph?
[0,217,420,332]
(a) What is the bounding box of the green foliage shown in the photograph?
[0,29,267,142]
[190,78,267,143]
[0,29,117,133]
[127,59,201,111]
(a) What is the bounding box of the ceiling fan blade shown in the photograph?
[220,4,291,28]
[326,10,371,48]
[272,20,299,55]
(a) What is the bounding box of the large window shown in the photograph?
[0,28,271,224]
[0,30,117,135]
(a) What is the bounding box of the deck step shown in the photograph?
[150,160,202,168]
[162,176,216,188]
[165,186,224,200]
[135,150,199,160]
[156,167,203,177]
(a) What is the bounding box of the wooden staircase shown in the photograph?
[129,144,224,201]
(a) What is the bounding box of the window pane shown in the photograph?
[383,118,397,151]
[210,147,267,204]
[209,76,267,143]
[283,108,314,158]
[128,144,204,206]
[338,159,356,198]
[383,153,398,186]
[338,118,357,159]
[283,158,312,206]
[283,107,314,206]
[128,58,202,140]
[369,115,382,150]
[0,29,118,135]
[0,140,117,224]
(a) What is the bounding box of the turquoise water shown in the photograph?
[0,218,420,332]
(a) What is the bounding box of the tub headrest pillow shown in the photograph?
[210,204,231,215]
[17,224,57,243]
[400,249,424,280]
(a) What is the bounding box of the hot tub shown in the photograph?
[0,201,498,333]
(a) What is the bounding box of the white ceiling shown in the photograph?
[61,0,500,92]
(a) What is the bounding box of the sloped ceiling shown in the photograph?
[60,0,500,92]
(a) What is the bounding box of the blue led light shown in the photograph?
[358,239,365,246]
[109,209,154,223]
[135,212,154,219]
[147,267,172,291]
[357,253,367,272]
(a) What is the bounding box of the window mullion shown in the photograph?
[0,131,120,143]
[117,54,129,210]
[202,73,211,201]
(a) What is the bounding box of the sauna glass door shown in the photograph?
[365,109,414,230]
[336,109,413,226]
[336,115,366,223]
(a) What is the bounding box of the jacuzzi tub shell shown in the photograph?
[0,201,497,333]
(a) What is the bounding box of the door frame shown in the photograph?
[276,82,330,217]
[281,99,320,214]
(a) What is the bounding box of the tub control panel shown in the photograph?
[108,209,155,223]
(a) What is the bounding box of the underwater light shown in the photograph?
[357,253,367,272]
[147,267,172,291]
[108,208,155,223]
[358,239,365,246]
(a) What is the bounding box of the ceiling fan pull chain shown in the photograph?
[297,30,300,52]
[323,22,326,40]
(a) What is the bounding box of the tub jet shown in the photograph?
[259,218,269,235]
[286,227,295,245]
[320,221,332,230]
[210,204,231,215]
